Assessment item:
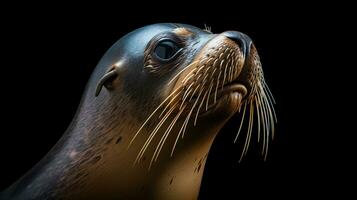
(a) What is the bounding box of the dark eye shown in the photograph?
[154,39,179,60]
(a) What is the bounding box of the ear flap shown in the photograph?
[95,65,119,97]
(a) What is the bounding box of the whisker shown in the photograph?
[261,89,275,140]
[182,68,200,85]
[265,98,275,140]
[205,57,214,64]
[263,81,276,104]
[214,69,222,103]
[180,111,191,140]
[182,73,195,85]
[229,56,235,81]
[231,53,238,79]
[128,87,181,149]
[192,58,210,77]
[261,93,270,161]
[180,81,195,109]
[260,90,271,132]
[181,84,204,139]
[159,92,181,118]
[170,104,190,157]
[222,59,229,89]
[263,85,277,123]
[135,101,178,164]
[245,102,254,155]
[261,89,271,157]
[150,105,186,167]
[205,81,214,111]
[255,96,261,143]
[258,93,266,143]
[217,59,224,72]
[213,58,219,69]
[263,92,270,156]
[257,89,268,156]
[263,85,274,159]
[209,67,217,79]
[167,60,199,85]
[234,103,247,143]
[239,101,253,162]
[188,84,201,102]
[192,76,210,126]
[227,65,232,83]
[194,90,208,126]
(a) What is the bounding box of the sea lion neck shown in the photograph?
[64,107,223,200]
[0,91,138,199]
[1,91,221,200]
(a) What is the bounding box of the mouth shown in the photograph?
[198,82,247,117]
[217,83,247,100]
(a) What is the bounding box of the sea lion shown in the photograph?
[1,23,276,200]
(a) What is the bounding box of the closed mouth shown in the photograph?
[201,83,247,114]
[217,83,247,100]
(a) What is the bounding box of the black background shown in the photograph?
[0,2,348,199]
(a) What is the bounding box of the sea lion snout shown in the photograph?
[219,31,261,100]
[221,31,252,59]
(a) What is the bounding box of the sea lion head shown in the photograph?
[93,23,276,167]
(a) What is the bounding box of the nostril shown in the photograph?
[226,35,245,49]
[222,31,252,58]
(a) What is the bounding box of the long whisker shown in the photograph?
[239,102,250,162]
[263,84,277,123]
[245,102,254,155]
[159,92,181,118]
[222,59,228,89]
[188,84,201,102]
[260,83,274,159]
[181,58,208,85]
[261,88,275,141]
[256,88,267,156]
[262,84,274,106]
[128,87,181,149]
[229,56,236,81]
[135,101,179,164]
[239,101,254,161]
[150,105,186,168]
[234,103,247,143]
[180,81,195,109]
[262,95,270,160]
[180,111,191,139]
[261,91,271,141]
[258,99,266,152]
[167,60,199,85]
[261,80,276,158]
[194,89,208,126]
[192,73,210,126]
[214,69,222,103]
[230,53,237,80]
[170,105,191,157]
[181,84,204,139]
[205,80,214,111]
[255,96,261,143]
[182,73,195,85]
[263,81,276,104]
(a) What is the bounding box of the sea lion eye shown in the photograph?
[154,39,179,60]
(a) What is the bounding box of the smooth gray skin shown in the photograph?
[92,23,214,103]
[1,23,242,200]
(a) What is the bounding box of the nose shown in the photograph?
[222,31,252,59]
